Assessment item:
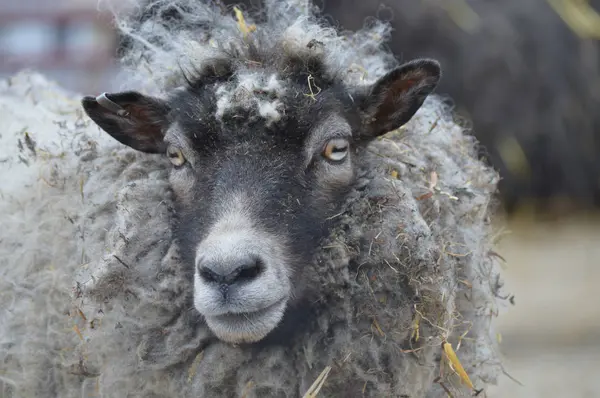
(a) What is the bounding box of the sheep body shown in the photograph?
[0,1,507,396]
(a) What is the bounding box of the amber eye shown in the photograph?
[167,145,186,167]
[322,138,349,162]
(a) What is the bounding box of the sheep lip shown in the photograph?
[211,298,286,321]
[204,299,287,343]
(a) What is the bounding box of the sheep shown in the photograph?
[177,0,600,216]
[0,1,508,397]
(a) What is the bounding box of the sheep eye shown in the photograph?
[167,145,186,167]
[322,138,349,163]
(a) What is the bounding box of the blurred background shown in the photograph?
[0,0,120,92]
[1,0,599,396]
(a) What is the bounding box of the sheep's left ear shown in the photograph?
[358,58,441,139]
[81,91,171,153]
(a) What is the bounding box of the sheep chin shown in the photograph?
[204,298,288,344]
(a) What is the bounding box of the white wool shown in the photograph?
[257,100,283,123]
[110,0,396,94]
[214,72,287,122]
[0,71,164,397]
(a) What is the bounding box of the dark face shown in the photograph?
[167,85,360,343]
[81,58,441,344]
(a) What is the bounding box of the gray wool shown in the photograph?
[0,1,508,397]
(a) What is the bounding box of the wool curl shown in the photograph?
[1,1,508,397]
[109,0,398,94]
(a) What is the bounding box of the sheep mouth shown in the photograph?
[204,298,287,344]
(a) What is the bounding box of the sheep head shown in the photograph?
[81,58,441,344]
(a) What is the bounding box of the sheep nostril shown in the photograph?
[197,256,265,285]
[236,257,264,281]
[198,266,220,283]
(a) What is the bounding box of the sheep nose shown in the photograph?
[197,256,264,286]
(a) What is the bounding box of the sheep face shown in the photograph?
[81,58,441,344]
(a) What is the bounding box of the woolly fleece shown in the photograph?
[1,1,507,397]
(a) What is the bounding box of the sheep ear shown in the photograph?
[358,58,441,138]
[81,91,171,153]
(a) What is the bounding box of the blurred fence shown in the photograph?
[0,0,118,92]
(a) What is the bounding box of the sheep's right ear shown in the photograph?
[81,91,171,153]
[357,58,441,139]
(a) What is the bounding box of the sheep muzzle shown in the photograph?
[192,193,292,343]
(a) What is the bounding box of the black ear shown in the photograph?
[81,91,171,153]
[358,58,441,139]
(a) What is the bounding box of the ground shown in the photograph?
[487,213,600,397]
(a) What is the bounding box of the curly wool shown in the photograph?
[0,72,171,397]
[109,0,397,94]
[1,1,507,397]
